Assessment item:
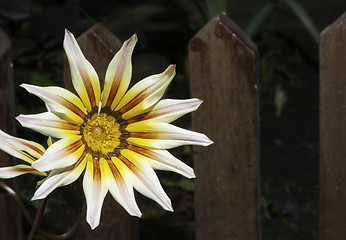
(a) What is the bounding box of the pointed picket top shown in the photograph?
[189,13,259,240]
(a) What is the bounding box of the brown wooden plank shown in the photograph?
[189,13,259,240]
[320,12,346,240]
[63,24,138,240]
[0,29,21,239]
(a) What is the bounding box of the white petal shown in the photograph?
[0,164,46,179]
[127,145,195,178]
[0,130,45,160]
[126,98,203,124]
[102,34,137,110]
[116,65,176,119]
[0,134,36,164]
[120,150,173,212]
[83,156,108,229]
[16,112,80,138]
[103,158,141,217]
[32,136,84,172]
[21,84,86,124]
[32,153,87,200]
[64,29,101,112]
[126,122,213,149]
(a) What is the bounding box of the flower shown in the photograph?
[16,29,213,229]
[0,130,46,179]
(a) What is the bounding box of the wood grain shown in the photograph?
[189,13,259,240]
[320,12,346,240]
[63,24,138,240]
[0,28,21,239]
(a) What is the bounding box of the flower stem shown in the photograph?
[0,181,80,239]
[28,198,47,240]
[0,181,34,225]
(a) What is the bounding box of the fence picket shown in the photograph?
[189,13,260,240]
[63,24,138,240]
[320,12,346,240]
[0,29,21,239]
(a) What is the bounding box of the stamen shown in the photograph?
[82,113,121,156]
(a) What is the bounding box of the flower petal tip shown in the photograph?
[192,99,204,109]
[167,206,174,212]
[88,219,100,230]
[31,194,41,201]
[63,29,76,48]
[19,83,30,90]
[206,138,214,146]
[131,33,138,41]
[163,200,173,212]
[197,134,214,146]
[15,115,25,126]
[164,64,176,77]
[31,161,44,172]
[132,212,142,218]
[189,172,196,179]
[64,28,73,37]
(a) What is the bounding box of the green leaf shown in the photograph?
[245,3,274,38]
[161,178,194,191]
[281,0,319,43]
[30,72,55,86]
[205,0,228,19]
[195,0,228,21]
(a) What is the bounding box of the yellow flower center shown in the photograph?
[82,112,122,156]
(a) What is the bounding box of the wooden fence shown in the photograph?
[0,11,345,240]
[0,27,20,240]
[319,12,346,240]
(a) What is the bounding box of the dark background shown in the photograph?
[0,0,345,239]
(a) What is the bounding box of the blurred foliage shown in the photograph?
[0,0,345,239]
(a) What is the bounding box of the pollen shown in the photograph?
[82,113,121,155]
